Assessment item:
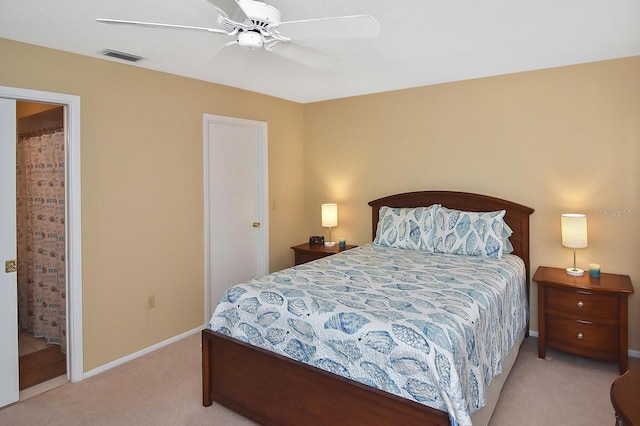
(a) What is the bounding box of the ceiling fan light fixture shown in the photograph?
[238,31,263,50]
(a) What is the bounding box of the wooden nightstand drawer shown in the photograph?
[291,243,357,266]
[295,251,328,265]
[546,316,618,359]
[546,287,619,320]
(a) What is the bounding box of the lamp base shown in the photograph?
[566,267,584,276]
[324,242,336,247]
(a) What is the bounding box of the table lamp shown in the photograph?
[322,203,338,247]
[561,213,588,276]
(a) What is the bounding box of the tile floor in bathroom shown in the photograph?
[18,330,49,356]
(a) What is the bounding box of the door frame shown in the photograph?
[202,114,269,321]
[0,86,84,383]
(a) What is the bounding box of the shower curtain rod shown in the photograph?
[18,124,64,139]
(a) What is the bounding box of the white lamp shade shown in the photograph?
[561,214,588,249]
[322,203,338,228]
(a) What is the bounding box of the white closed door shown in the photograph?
[0,98,19,407]
[204,114,269,318]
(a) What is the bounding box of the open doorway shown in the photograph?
[16,102,67,390]
[0,86,82,408]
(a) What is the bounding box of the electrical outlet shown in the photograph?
[146,294,156,310]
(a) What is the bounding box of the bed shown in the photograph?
[202,190,534,425]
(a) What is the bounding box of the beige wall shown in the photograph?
[303,56,640,352]
[3,36,638,372]
[1,38,306,370]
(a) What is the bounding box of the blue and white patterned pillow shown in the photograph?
[434,207,506,258]
[502,221,514,254]
[374,204,440,252]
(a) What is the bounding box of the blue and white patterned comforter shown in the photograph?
[208,244,527,426]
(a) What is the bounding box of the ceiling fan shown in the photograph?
[97,0,380,69]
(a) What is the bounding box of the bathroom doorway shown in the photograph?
[0,86,82,408]
[16,102,67,390]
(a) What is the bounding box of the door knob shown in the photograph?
[5,259,17,273]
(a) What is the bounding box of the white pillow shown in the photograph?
[434,207,505,258]
[373,204,440,252]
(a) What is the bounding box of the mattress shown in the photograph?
[208,244,528,426]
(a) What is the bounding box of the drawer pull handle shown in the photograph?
[577,332,584,340]
[577,301,584,308]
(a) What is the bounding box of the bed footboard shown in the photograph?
[202,329,449,425]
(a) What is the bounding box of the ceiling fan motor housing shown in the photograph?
[238,1,281,29]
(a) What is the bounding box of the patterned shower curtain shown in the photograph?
[16,130,66,353]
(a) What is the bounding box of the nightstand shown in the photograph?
[291,242,357,266]
[533,266,634,374]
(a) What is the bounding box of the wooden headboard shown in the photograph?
[368,190,535,280]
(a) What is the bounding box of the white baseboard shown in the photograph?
[528,329,640,359]
[83,325,204,380]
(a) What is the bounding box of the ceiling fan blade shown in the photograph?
[275,15,380,40]
[206,0,248,23]
[267,41,337,70]
[203,40,238,64]
[96,18,228,35]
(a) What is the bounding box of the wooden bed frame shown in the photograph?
[203,191,534,425]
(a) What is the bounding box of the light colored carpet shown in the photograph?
[0,332,632,425]
[490,337,631,426]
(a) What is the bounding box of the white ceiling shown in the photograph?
[1,0,639,103]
